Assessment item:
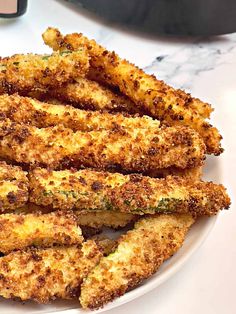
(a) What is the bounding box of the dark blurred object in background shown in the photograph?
[69,0,236,36]
[0,0,27,18]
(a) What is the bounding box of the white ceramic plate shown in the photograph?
[0,157,219,313]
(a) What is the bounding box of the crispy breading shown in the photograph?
[0,119,205,172]
[0,94,160,132]
[0,49,89,93]
[0,240,102,302]
[75,210,137,229]
[147,166,203,181]
[91,234,117,256]
[0,161,28,212]
[29,168,230,216]
[0,211,83,253]
[51,78,139,113]
[42,28,221,155]
[42,28,212,119]
[80,214,194,309]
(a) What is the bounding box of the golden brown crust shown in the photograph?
[0,161,28,212]
[80,214,194,309]
[0,241,102,303]
[0,211,83,253]
[0,50,89,93]
[147,166,203,181]
[75,210,137,229]
[0,119,205,172]
[29,168,230,216]
[42,27,221,155]
[51,78,139,113]
[0,94,160,132]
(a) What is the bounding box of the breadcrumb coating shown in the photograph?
[75,210,137,229]
[0,211,83,253]
[80,214,194,309]
[0,94,160,132]
[0,161,28,212]
[29,168,230,216]
[42,27,221,155]
[148,166,203,181]
[0,49,89,93]
[0,119,205,172]
[0,240,102,302]
[51,77,138,113]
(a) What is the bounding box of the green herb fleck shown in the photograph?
[43,190,53,197]
[13,62,19,66]
[42,55,50,60]
[124,199,131,206]
[155,197,181,212]
[59,50,72,56]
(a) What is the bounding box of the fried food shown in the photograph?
[0,240,102,302]
[0,211,83,254]
[75,210,137,229]
[0,94,160,132]
[91,234,117,256]
[0,161,28,212]
[0,49,89,93]
[148,166,203,181]
[80,213,194,309]
[29,168,230,216]
[42,28,221,155]
[51,77,139,113]
[0,119,205,172]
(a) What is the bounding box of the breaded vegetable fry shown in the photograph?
[0,119,205,171]
[80,214,194,309]
[91,235,117,256]
[42,28,221,155]
[51,77,138,113]
[0,49,89,93]
[0,240,102,302]
[0,161,28,212]
[148,166,203,181]
[29,168,230,216]
[75,210,137,229]
[0,211,83,253]
[0,94,160,132]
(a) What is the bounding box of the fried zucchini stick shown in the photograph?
[147,165,203,181]
[0,211,83,253]
[51,77,139,113]
[42,28,221,155]
[29,168,230,216]
[0,119,205,171]
[0,240,102,302]
[0,49,89,93]
[80,214,194,309]
[75,210,137,229]
[0,94,160,132]
[0,161,28,212]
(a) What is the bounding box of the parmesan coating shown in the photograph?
[0,211,83,254]
[0,49,89,93]
[0,94,160,132]
[29,168,230,216]
[51,77,139,113]
[80,214,194,309]
[0,119,205,172]
[75,210,137,229]
[0,240,102,303]
[148,165,203,181]
[0,161,28,212]
[42,28,221,155]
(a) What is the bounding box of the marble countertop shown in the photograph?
[0,1,235,313]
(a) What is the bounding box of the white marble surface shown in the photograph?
[0,0,235,313]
